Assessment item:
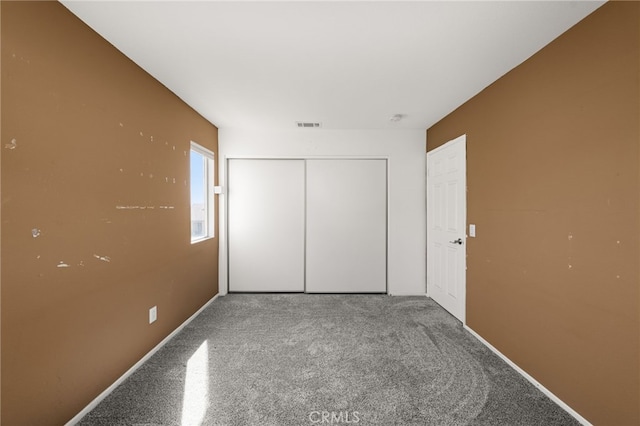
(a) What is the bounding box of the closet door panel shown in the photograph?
[228,159,305,292]
[306,159,387,293]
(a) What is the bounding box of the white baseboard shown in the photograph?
[388,292,428,296]
[65,294,220,425]
[464,325,592,426]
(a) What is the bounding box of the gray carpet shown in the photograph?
[78,294,580,426]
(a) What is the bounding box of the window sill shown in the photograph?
[191,235,214,244]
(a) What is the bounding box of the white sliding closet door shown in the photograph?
[306,159,387,293]
[228,159,305,292]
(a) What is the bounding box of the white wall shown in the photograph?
[218,128,426,295]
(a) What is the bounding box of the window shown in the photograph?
[190,142,215,243]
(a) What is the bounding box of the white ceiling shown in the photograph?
[61,1,604,130]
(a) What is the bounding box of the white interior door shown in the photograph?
[228,159,305,292]
[427,135,466,322]
[306,159,387,293]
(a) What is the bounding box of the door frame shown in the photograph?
[221,155,390,295]
[426,135,467,324]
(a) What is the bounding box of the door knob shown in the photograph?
[449,238,463,245]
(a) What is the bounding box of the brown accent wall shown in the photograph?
[427,2,639,425]
[1,2,219,425]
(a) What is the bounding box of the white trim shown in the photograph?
[65,294,221,426]
[190,141,215,158]
[388,293,428,296]
[220,155,229,296]
[464,325,592,426]
[223,155,389,160]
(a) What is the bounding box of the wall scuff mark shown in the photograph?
[93,254,111,263]
[5,138,17,150]
[115,205,167,210]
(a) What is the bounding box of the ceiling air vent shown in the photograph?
[296,122,322,128]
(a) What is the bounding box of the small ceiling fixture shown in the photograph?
[389,114,405,122]
[296,122,322,128]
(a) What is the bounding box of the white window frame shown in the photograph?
[190,141,215,243]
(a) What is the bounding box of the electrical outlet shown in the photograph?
[149,306,157,324]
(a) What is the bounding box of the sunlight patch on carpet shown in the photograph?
[181,340,209,426]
